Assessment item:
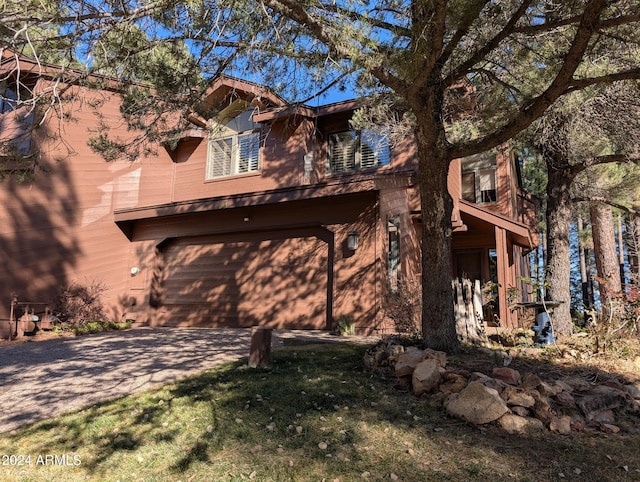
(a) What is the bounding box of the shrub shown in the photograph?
[384,277,421,334]
[52,280,107,325]
[336,316,356,336]
[71,320,132,336]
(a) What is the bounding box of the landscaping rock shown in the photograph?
[365,338,638,436]
[549,415,572,435]
[564,377,591,392]
[498,413,544,435]
[412,359,441,396]
[492,367,522,385]
[555,391,576,407]
[601,423,621,434]
[394,349,425,377]
[521,372,542,390]
[538,381,562,397]
[590,409,616,424]
[603,380,626,391]
[439,373,467,394]
[624,382,640,399]
[469,371,490,382]
[423,348,448,368]
[530,389,554,424]
[446,381,509,424]
[426,391,447,408]
[478,376,508,394]
[576,385,628,421]
[511,406,530,417]
[555,380,573,393]
[502,386,535,408]
[388,344,405,360]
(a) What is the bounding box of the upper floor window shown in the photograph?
[1,77,36,114]
[462,168,497,203]
[0,84,18,114]
[327,129,390,174]
[461,153,498,204]
[207,131,260,179]
[206,108,261,180]
[0,78,37,157]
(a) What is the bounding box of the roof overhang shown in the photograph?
[114,177,381,241]
[253,98,365,123]
[457,200,534,250]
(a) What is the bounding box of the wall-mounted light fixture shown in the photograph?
[347,231,359,251]
[243,216,250,222]
[130,267,140,276]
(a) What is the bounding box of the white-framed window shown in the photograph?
[207,130,260,179]
[479,168,497,203]
[327,129,390,174]
[461,167,497,204]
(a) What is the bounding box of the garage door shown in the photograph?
[157,234,328,329]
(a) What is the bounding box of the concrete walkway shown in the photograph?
[0,328,378,433]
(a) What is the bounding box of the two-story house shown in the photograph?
[0,51,537,337]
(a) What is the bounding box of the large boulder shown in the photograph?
[446,381,510,424]
[394,348,425,377]
[412,359,441,396]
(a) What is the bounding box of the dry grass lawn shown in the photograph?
[0,335,639,481]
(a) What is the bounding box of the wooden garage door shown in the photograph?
[158,234,328,329]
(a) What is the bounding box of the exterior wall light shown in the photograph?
[347,231,359,251]
[130,267,140,276]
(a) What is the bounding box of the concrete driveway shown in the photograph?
[0,327,377,433]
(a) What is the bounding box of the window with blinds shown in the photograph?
[207,131,260,179]
[460,168,497,204]
[327,129,389,174]
[479,168,497,203]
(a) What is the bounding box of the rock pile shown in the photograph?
[364,341,640,435]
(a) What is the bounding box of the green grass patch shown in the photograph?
[0,343,639,481]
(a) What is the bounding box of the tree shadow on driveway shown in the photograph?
[0,328,254,432]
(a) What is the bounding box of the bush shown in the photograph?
[336,316,356,336]
[71,320,132,336]
[384,277,421,334]
[52,280,107,325]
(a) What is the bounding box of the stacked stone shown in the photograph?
[364,342,640,435]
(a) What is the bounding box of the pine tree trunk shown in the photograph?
[544,163,574,335]
[589,201,622,318]
[412,87,459,352]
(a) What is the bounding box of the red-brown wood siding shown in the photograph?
[0,83,158,320]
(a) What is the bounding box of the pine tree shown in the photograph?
[3,1,640,350]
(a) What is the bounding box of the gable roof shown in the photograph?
[458,200,534,250]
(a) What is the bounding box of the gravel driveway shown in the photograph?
[0,327,377,433]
